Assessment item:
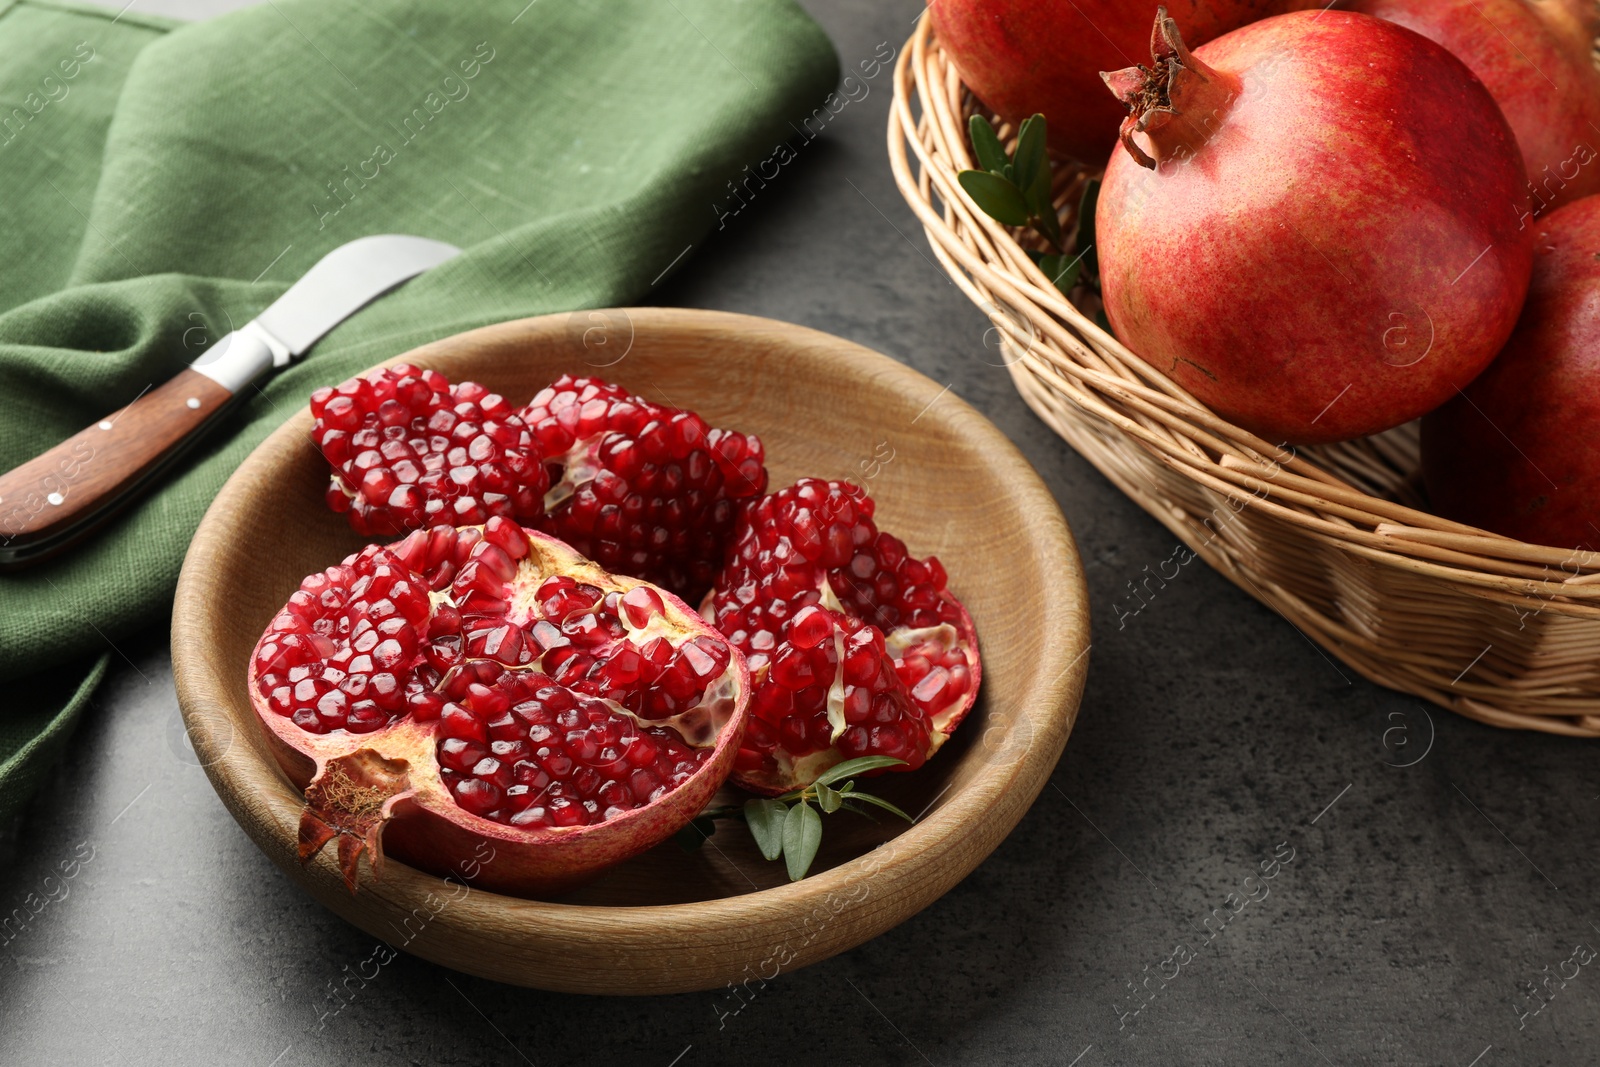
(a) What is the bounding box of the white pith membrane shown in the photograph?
[251,522,745,892]
[823,580,973,750]
[825,631,848,742]
[883,622,968,744]
[540,439,599,514]
[768,747,850,796]
[819,583,849,742]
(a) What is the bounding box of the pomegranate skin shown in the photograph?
[257,713,746,897]
[1343,0,1600,214]
[1097,10,1534,444]
[1423,196,1600,551]
[926,0,1287,164]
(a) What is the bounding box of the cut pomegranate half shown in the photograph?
[707,479,980,794]
[248,517,748,895]
[312,364,549,537]
[521,375,768,602]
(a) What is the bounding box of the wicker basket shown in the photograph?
[888,15,1600,737]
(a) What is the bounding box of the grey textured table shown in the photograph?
[3,2,1596,1065]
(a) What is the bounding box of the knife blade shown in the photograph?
[0,234,461,568]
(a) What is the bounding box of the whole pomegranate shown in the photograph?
[249,517,749,895]
[927,0,1287,163]
[1423,196,1600,550]
[1342,0,1600,215]
[1096,9,1534,444]
[708,479,980,794]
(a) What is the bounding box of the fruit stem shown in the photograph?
[1099,6,1242,170]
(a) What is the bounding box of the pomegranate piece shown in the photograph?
[1095,9,1533,444]
[521,375,768,602]
[707,479,980,795]
[249,517,749,895]
[311,364,549,537]
[1423,195,1600,551]
[1343,0,1600,214]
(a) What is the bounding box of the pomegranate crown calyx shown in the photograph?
[1099,7,1233,170]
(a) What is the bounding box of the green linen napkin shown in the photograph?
[0,0,839,824]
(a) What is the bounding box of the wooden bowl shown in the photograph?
[171,308,1089,995]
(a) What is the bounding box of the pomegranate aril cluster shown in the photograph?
[312,364,548,537]
[522,374,768,600]
[436,670,709,827]
[746,605,931,770]
[896,639,975,723]
[711,478,968,780]
[253,516,739,827]
[253,547,443,735]
[830,531,964,633]
[523,576,732,719]
[431,533,735,721]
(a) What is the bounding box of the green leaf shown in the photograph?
[1032,184,1064,251]
[957,170,1030,227]
[840,799,881,822]
[1026,177,1058,238]
[1038,253,1082,296]
[674,815,716,852]
[782,801,824,881]
[1013,115,1045,188]
[815,781,844,813]
[1014,114,1050,212]
[1076,177,1102,286]
[842,791,914,823]
[814,755,906,788]
[744,798,789,862]
[967,113,1009,175]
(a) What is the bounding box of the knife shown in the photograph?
[0,234,461,569]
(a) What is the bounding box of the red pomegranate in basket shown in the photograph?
[1095,9,1533,445]
[1343,0,1600,215]
[1423,195,1600,551]
[926,0,1288,164]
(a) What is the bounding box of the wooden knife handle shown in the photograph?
[0,369,236,564]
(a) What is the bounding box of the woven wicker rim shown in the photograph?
[888,14,1600,737]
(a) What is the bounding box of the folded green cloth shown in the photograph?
[0,0,838,824]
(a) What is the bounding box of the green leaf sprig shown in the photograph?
[957,113,1101,299]
[675,756,912,881]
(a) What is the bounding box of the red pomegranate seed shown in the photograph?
[787,605,833,650]
[620,585,665,628]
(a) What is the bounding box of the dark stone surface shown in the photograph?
[3,2,1597,1064]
